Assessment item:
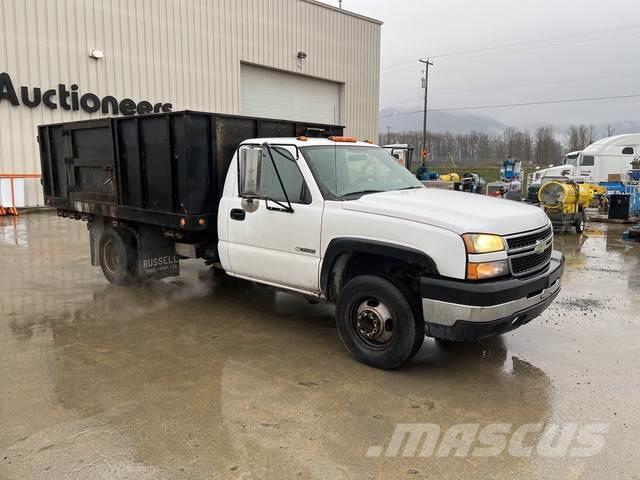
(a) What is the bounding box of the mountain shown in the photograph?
[379,106,506,135]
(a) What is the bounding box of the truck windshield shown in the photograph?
[564,154,579,166]
[301,145,423,199]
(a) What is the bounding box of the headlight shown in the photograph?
[467,260,509,280]
[462,233,505,253]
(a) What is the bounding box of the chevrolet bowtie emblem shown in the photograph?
[533,239,547,255]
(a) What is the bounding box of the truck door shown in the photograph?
[225,145,322,293]
[579,154,595,181]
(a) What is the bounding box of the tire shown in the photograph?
[574,212,586,233]
[335,275,425,369]
[99,227,138,285]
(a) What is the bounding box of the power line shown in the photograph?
[381,71,640,108]
[434,24,640,59]
[379,93,640,117]
[432,31,640,65]
[380,23,640,72]
[381,31,640,74]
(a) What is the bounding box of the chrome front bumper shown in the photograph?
[420,251,564,341]
[422,277,561,326]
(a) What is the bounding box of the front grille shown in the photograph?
[506,225,552,250]
[506,225,554,277]
[510,245,553,276]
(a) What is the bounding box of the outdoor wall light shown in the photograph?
[296,51,307,70]
[89,49,104,59]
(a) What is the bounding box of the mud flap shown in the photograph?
[137,224,180,279]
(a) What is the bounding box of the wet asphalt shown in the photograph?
[0,211,639,479]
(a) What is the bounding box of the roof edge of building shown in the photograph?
[301,0,383,25]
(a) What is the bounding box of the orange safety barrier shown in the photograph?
[0,174,42,216]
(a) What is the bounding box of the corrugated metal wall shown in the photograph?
[0,0,381,206]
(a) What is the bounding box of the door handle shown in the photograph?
[230,208,246,221]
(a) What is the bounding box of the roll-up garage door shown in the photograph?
[241,64,341,125]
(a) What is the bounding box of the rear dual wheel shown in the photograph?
[336,275,425,369]
[99,227,138,285]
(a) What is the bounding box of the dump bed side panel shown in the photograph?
[67,120,117,204]
[179,113,215,214]
[38,111,343,230]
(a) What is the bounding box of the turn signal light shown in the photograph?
[328,136,357,142]
[467,260,509,280]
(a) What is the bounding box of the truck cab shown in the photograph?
[576,134,640,182]
[218,136,563,368]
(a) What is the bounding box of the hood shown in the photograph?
[341,188,550,236]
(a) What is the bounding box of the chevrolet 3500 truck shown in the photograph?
[38,111,564,369]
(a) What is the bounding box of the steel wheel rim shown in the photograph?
[103,240,120,274]
[352,297,395,348]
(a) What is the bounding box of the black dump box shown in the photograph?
[38,111,343,231]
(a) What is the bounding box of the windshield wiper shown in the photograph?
[394,186,423,191]
[339,189,384,199]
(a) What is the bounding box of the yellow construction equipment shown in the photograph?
[538,181,593,213]
[439,172,460,182]
[538,180,595,233]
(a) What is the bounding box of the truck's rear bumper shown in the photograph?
[420,251,564,342]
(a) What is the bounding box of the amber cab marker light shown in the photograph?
[296,136,309,141]
[179,218,187,227]
[328,136,357,142]
[198,218,206,226]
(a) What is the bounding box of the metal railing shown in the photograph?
[0,173,41,215]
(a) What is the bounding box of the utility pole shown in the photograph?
[386,126,391,145]
[418,58,434,166]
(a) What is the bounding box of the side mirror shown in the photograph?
[239,147,262,197]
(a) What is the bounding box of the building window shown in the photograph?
[622,147,634,155]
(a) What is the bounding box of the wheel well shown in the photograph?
[325,251,434,303]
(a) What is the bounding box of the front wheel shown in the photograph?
[335,275,425,369]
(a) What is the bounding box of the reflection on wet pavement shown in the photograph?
[1,212,639,479]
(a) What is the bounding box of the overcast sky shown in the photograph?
[332,0,640,129]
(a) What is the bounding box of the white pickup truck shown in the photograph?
[40,113,564,369]
[218,136,563,368]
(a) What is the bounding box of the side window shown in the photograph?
[622,147,634,155]
[581,155,595,166]
[258,147,309,204]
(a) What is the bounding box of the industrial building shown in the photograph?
[0,0,381,206]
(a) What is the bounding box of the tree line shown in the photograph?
[385,124,600,167]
